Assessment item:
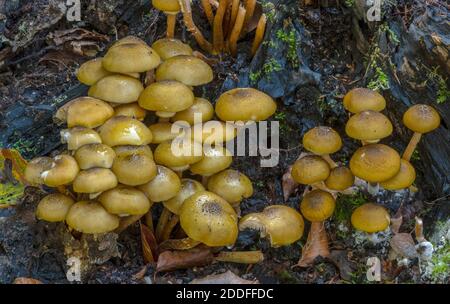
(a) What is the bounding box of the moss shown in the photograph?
[425,66,449,104]
[333,192,367,226]
[367,67,390,91]
[276,29,299,68]
[249,59,282,83]
[344,0,355,7]
[261,1,276,23]
[0,182,24,206]
[410,150,421,162]
[380,23,400,45]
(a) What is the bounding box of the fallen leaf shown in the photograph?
[140,222,158,263]
[156,246,214,273]
[282,165,298,201]
[328,250,356,281]
[296,222,330,267]
[132,265,149,281]
[158,238,201,251]
[390,215,403,234]
[50,28,109,46]
[390,233,418,259]
[190,271,258,284]
[13,277,43,284]
[0,149,28,207]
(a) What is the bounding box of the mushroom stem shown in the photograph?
[145,69,155,86]
[362,139,380,146]
[166,13,177,38]
[115,214,144,234]
[223,1,233,38]
[367,182,380,196]
[215,250,264,264]
[155,207,172,241]
[243,0,257,35]
[403,132,422,162]
[322,154,338,168]
[201,0,215,26]
[161,214,180,242]
[178,0,213,53]
[144,211,154,233]
[201,175,209,187]
[251,14,266,56]
[229,6,246,57]
[213,0,228,53]
[227,0,240,39]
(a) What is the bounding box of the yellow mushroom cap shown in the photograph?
[189,146,233,176]
[99,116,153,146]
[403,104,441,134]
[291,155,330,185]
[74,143,116,170]
[346,110,393,141]
[300,189,336,222]
[111,36,147,48]
[138,165,181,202]
[163,178,205,214]
[113,144,153,159]
[350,144,401,183]
[154,140,203,171]
[343,88,386,113]
[25,157,53,186]
[151,38,193,60]
[103,43,161,74]
[73,168,118,194]
[155,55,213,86]
[351,203,390,233]
[112,145,157,186]
[66,201,119,234]
[148,122,182,144]
[98,185,151,216]
[36,193,75,222]
[207,169,253,205]
[325,166,355,191]
[60,127,102,150]
[42,155,80,187]
[380,159,416,190]
[76,58,113,85]
[303,126,342,155]
[239,205,304,247]
[188,121,237,144]
[113,103,147,121]
[63,97,114,128]
[88,75,144,104]
[215,88,277,122]
[179,191,238,247]
[171,97,214,125]
[138,80,194,113]
[152,0,180,13]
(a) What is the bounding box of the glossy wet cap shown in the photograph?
[291,155,330,185]
[99,185,151,216]
[66,201,119,234]
[155,55,213,86]
[403,104,441,134]
[73,168,118,193]
[103,43,161,73]
[325,166,355,191]
[113,103,147,121]
[98,116,153,146]
[189,146,233,176]
[41,155,80,187]
[88,75,144,104]
[61,97,114,128]
[151,38,193,60]
[154,139,203,171]
[171,97,214,125]
[300,189,336,222]
[303,126,342,155]
[152,0,181,12]
[36,193,75,222]
[207,169,253,205]
[351,203,390,233]
[112,145,157,186]
[60,127,102,150]
[188,121,237,144]
[76,58,113,85]
[346,110,393,142]
[138,165,181,202]
[148,122,183,144]
[343,88,386,113]
[380,159,416,190]
[163,178,205,214]
[25,157,53,186]
[74,143,116,170]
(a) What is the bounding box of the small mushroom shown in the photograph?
[25,157,53,186]
[346,110,393,145]
[380,159,416,190]
[60,97,114,128]
[325,166,355,191]
[151,38,193,60]
[88,75,144,104]
[113,103,147,121]
[111,36,147,48]
[66,201,120,234]
[102,43,161,74]
[152,0,181,38]
[351,203,390,233]
[74,143,116,170]
[239,205,304,247]
[188,121,237,144]
[171,97,214,125]
[300,189,336,222]
[302,126,342,167]
[402,104,441,161]
[155,55,213,87]
[343,88,386,113]
[138,165,181,202]
[73,168,118,194]
[98,185,151,216]
[36,193,75,222]
[207,169,253,206]
[98,116,153,146]
[60,127,102,151]
[148,122,182,144]
[154,139,203,172]
[76,58,113,85]
[112,145,157,186]
[190,146,233,177]
[291,155,330,186]
[41,155,79,187]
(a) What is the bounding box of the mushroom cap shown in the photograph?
[64,97,114,128]
[215,88,277,122]
[300,189,336,222]
[113,144,153,159]
[403,104,441,134]
[66,201,119,234]
[152,0,181,12]
[303,126,342,155]
[73,168,118,193]
[88,75,144,104]
[188,121,237,144]
[346,110,393,141]
[25,157,53,186]
[148,122,182,144]
[36,193,75,222]
[207,169,253,205]
[74,143,116,170]
[111,36,147,48]
[179,191,238,247]
[98,116,153,146]
[291,155,330,185]
[343,88,386,113]
[239,205,304,247]
[99,185,151,216]
[138,80,194,113]
[60,127,102,150]
[380,159,416,190]
[138,165,181,202]
[112,145,157,186]
[163,178,205,214]
[42,155,80,187]
[171,97,214,125]
[325,166,355,191]
[154,140,203,170]
[189,146,233,176]
[103,43,161,74]
[155,55,213,86]
[351,203,390,233]
[350,144,401,183]
[151,38,193,60]
[113,103,147,121]
[76,58,113,85]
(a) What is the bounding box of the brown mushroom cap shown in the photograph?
[73,168,118,193]
[207,169,253,205]
[215,88,277,122]
[351,203,390,233]
[151,38,193,60]
[60,127,102,150]
[148,122,182,144]
[303,126,342,155]
[154,140,203,171]
[188,121,237,144]
[152,0,181,13]
[350,144,401,183]
[88,75,144,104]
[171,97,214,125]
[63,97,114,128]
[343,88,386,113]
[25,157,53,186]
[163,178,205,214]
[98,116,153,146]
[36,193,75,222]
[189,146,233,176]
[380,159,416,190]
[113,103,147,121]
[99,185,151,216]
[403,104,441,134]
[155,55,213,86]
[112,145,157,186]
[138,165,181,202]
[346,110,393,142]
[76,58,113,85]
[300,189,336,222]
[66,201,119,234]
[103,43,161,74]
[74,143,116,170]
[42,155,80,187]
[325,166,355,191]
[291,155,330,185]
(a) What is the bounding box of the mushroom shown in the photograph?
[60,127,102,151]
[152,0,181,38]
[300,189,336,222]
[154,139,203,173]
[112,145,157,186]
[179,191,238,247]
[148,122,182,144]
[207,169,253,207]
[60,97,114,128]
[74,143,116,170]
[25,157,53,186]
[402,104,441,161]
[155,55,213,87]
[151,38,193,60]
[98,185,151,216]
[88,75,144,104]
[76,58,113,86]
[41,155,79,187]
[343,88,386,113]
[171,97,214,125]
[113,103,147,121]
[302,126,342,167]
[188,120,237,144]
[251,14,266,56]
[190,146,233,177]
[36,193,75,222]
[239,205,304,247]
[351,203,390,233]
[325,166,355,191]
[291,155,330,187]
[215,88,277,122]
[98,116,153,147]
[345,110,393,145]
[73,168,118,194]
[138,165,181,202]
[111,36,147,48]
[66,201,120,234]
[380,159,416,191]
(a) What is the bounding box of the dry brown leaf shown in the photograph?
[282,165,298,201]
[390,215,403,234]
[328,250,356,281]
[13,277,43,284]
[158,238,201,251]
[50,28,109,46]
[390,233,418,259]
[156,246,214,273]
[190,270,259,284]
[140,222,158,264]
[296,222,330,267]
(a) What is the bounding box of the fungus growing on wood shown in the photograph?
[207,169,253,206]
[300,189,336,222]
[88,75,144,104]
[66,201,120,234]
[36,193,75,222]
[346,110,393,145]
[98,116,153,147]
[351,203,390,233]
[343,88,386,113]
[302,126,342,168]
[151,38,193,60]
